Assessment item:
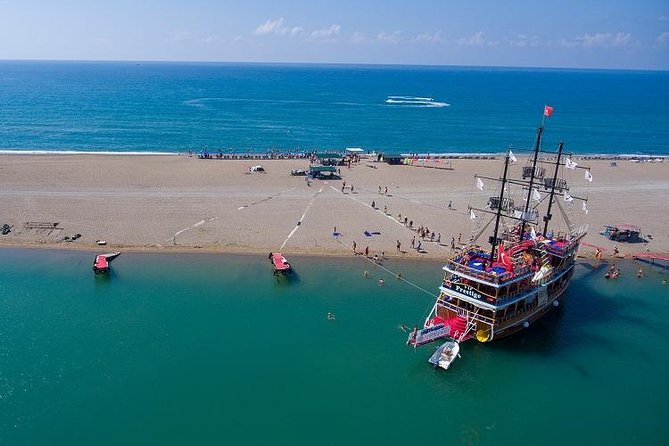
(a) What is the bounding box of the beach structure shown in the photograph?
[409,108,590,349]
[601,224,641,243]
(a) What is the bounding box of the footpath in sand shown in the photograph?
[0,154,667,261]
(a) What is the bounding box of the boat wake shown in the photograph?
[384,95,450,108]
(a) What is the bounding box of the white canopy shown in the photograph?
[346,147,364,153]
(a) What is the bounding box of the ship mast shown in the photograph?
[543,141,565,235]
[519,126,543,237]
[489,154,510,261]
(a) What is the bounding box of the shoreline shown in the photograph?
[0,150,666,160]
[2,242,664,266]
[1,153,667,261]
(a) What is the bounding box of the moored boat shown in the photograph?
[93,252,121,275]
[428,340,460,370]
[269,252,292,276]
[410,106,591,352]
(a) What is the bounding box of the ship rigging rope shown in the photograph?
[332,237,439,299]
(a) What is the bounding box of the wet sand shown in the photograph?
[0,154,667,260]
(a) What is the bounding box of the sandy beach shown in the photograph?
[0,154,667,260]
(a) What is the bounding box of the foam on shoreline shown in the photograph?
[0,149,665,161]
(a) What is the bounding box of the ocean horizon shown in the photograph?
[1,60,668,156]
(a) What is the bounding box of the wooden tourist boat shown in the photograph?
[409,107,591,353]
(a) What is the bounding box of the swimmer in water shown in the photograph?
[364,270,369,278]
[327,312,336,321]
[378,279,384,285]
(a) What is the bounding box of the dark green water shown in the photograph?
[1,249,668,445]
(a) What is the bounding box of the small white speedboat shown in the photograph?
[428,340,460,370]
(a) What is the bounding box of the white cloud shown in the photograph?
[376,31,404,44]
[508,34,541,48]
[310,24,341,39]
[411,31,444,44]
[457,31,498,47]
[560,32,632,48]
[290,26,305,37]
[199,35,220,44]
[656,31,669,45]
[254,18,289,36]
[349,31,367,44]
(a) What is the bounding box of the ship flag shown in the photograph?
[544,105,554,117]
[470,209,477,220]
[563,191,574,202]
[582,201,589,214]
[476,177,485,190]
[509,150,517,163]
[565,157,577,169]
[532,187,541,202]
[585,170,593,182]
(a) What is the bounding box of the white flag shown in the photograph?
[530,227,537,240]
[565,158,577,169]
[585,170,593,182]
[509,150,517,163]
[563,191,574,202]
[476,177,484,191]
[470,209,477,220]
[532,188,541,202]
[582,201,589,214]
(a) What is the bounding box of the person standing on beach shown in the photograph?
[595,248,603,262]
[365,246,369,257]
[411,236,415,249]
[396,240,401,252]
[353,241,357,254]
[448,200,452,209]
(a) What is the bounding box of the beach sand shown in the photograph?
[0,154,667,260]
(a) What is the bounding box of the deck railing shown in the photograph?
[436,298,496,325]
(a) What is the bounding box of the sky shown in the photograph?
[0,0,667,69]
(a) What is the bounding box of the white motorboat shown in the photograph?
[428,340,460,370]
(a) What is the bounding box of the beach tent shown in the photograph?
[346,147,365,154]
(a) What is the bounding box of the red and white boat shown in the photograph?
[269,252,292,276]
[93,252,121,275]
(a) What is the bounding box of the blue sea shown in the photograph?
[0,61,668,155]
[1,249,668,444]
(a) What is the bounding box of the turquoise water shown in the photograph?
[1,248,668,444]
[1,61,668,155]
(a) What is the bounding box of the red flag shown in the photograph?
[544,105,554,117]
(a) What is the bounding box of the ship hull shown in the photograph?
[431,264,575,343]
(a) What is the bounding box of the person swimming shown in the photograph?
[327,312,336,321]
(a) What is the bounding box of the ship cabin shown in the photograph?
[434,227,586,340]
